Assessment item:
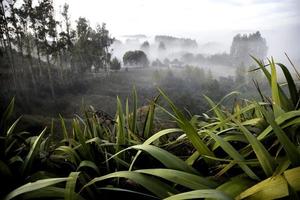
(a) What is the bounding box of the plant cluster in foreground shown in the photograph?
[0,57,300,200]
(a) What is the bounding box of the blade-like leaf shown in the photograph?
[6,116,22,136]
[77,160,100,174]
[159,88,215,164]
[206,131,259,180]
[163,189,232,200]
[65,172,80,200]
[22,128,47,176]
[214,177,254,199]
[81,171,178,198]
[236,175,288,199]
[232,117,276,177]
[277,63,299,107]
[136,168,218,189]
[259,106,300,166]
[4,178,68,200]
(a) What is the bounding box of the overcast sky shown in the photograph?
[53,0,300,59]
[54,0,299,35]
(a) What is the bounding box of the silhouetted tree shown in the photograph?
[230,31,268,66]
[158,41,166,51]
[73,18,113,73]
[110,57,121,70]
[140,41,150,51]
[123,50,149,67]
[235,63,247,85]
[36,0,58,99]
[163,58,170,67]
[151,58,163,67]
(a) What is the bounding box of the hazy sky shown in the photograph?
[53,0,300,59]
[54,0,300,35]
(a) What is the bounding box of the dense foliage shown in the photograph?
[0,0,114,99]
[123,50,149,67]
[110,57,121,71]
[230,31,268,66]
[0,57,300,199]
[155,35,198,49]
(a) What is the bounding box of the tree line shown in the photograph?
[0,0,116,99]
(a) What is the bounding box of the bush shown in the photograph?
[110,57,121,70]
[123,50,149,67]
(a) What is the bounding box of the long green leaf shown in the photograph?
[21,187,85,200]
[163,189,232,200]
[236,175,288,199]
[129,128,183,171]
[131,86,138,134]
[77,160,100,174]
[159,88,215,164]
[116,96,127,152]
[60,115,69,140]
[4,178,68,200]
[206,131,259,180]
[232,117,276,177]
[22,128,47,176]
[277,63,299,107]
[0,97,15,135]
[65,172,80,200]
[259,106,300,166]
[251,56,291,111]
[81,171,178,198]
[284,166,300,191]
[142,96,158,139]
[136,168,218,189]
[214,177,254,199]
[6,116,22,136]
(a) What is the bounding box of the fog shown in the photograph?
[55,0,300,64]
[2,1,300,197]
[1,0,299,118]
[111,25,300,64]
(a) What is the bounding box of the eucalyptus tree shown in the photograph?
[27,0,43,77]
[0,0,17,89]
[73,17,91,72]
[58,3,75,71]
[19,0,37,90]
[230,31,268,66]
[8,1,24,59]
[140,41,150,52]
[35,0,58,99]
[92,23,113,72]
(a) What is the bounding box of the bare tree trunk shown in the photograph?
[24,25,38,94]
[46,54,55,99]
[27,53,37,94]
[33,29,43,78]
[58,52,65,85]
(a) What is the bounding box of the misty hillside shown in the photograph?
[0,0,300,199]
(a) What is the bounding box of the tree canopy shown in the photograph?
[123,50,149,67]
[230,31,268,66]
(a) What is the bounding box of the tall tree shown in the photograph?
[140,41,150,52]
[230,31,268,66]
[19,0,37,92]
[74,17,91,72]
[36,0,58,99]
[0,0,17,90]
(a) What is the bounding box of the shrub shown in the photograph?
[110,57,121,70]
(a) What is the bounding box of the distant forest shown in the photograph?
[0,0,268,117]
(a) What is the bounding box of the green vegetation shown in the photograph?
[110,57,121,71]
[0,57,300,199]
[123,50,149,67]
